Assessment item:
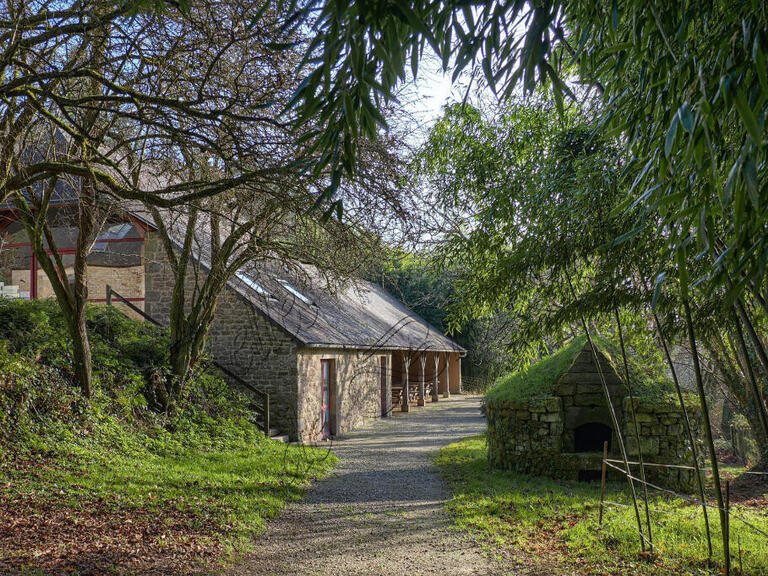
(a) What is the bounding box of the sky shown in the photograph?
[411,63,455,123]
[397,54,494,147]
[395,55,463,147]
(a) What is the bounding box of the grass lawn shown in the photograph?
[0,299,338,574]
[0,433,336,575]
[436,435,768,576]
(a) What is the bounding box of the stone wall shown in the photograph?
[487,396,564,475]
[555,346,626,452]
[296,348,389,443]
[12,264,144,304]
[624,397,702,491]
[143,230,299,436]
[487,393,702,491]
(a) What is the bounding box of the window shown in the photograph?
[93,223,134,252]
[236,271,270,297]
[276,278,312,305]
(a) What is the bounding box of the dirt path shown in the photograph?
[229,396,504,576]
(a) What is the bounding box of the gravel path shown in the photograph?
[230,396,503,576]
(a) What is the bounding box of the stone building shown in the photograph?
[0,204,465,442]
[486,339,701,491]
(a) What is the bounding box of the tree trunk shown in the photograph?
[69,310,93,398]
[70,178,96,398]
[169,333,193,397]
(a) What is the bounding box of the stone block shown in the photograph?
[573,393,604,406]
[633,412,654,423]
[626,436,659,456]
[545,397,562,412]
[577,383,602,394]
[556,383,575,395]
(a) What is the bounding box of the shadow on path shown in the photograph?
[229,396,503,576]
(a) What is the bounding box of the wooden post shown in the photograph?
[432,353,439,402]
[401,354,410,412]
[265,392,270,436]
[725,480,731,576]
[106,284,112,306]
[418,353,426,406]
[599,440,608,526]
[444,353,451,398]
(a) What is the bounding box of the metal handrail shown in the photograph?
[106,285,270,434]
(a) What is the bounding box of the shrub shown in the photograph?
[0,299,263,455]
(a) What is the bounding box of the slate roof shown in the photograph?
[229,266,464,352]
[128,206,464,353]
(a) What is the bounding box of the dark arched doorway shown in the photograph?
[574,422,612,453]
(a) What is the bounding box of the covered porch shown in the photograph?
[389,349,463,413]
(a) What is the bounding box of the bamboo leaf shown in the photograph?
[743,156,759,209]
[733,86,762,144]
[664,114,679,158]
[678,102,694,133]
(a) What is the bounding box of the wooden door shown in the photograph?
[321,359,334,439]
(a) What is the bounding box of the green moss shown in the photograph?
[486,334,675,406]
[485,336,586,404]
[590,335,675,400]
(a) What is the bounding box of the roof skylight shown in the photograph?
[236,271,270,297]
[277,278,312,305]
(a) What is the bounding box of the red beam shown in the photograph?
[3,236,143,249]
[89,297,144,303]
[30,252,37,299]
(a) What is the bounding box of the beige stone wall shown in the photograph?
[89,265,145,305]
[143,230,299,436]
[296,348,390,443]
[10,269,31,295]
[11,264,144,309]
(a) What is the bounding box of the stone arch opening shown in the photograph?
[574,422,612,453]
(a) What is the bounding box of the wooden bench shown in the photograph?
[392,381,433,407]
[391,386,404,406]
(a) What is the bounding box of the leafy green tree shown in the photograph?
[291,0,767,298]
[367,247,517,391]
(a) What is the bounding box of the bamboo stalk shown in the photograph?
[735,299,768,380]
[731,312,768,446]
[639,266,713,559]
[566,273,646,551]
[725,480,731,576]
[679,278,728,574]
[599,440,608,526]
[615,308,654,551]
[650,309,713,559]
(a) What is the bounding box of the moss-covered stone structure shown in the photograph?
[486,338,701,491]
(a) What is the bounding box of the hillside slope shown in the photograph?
[0,299,335,575]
